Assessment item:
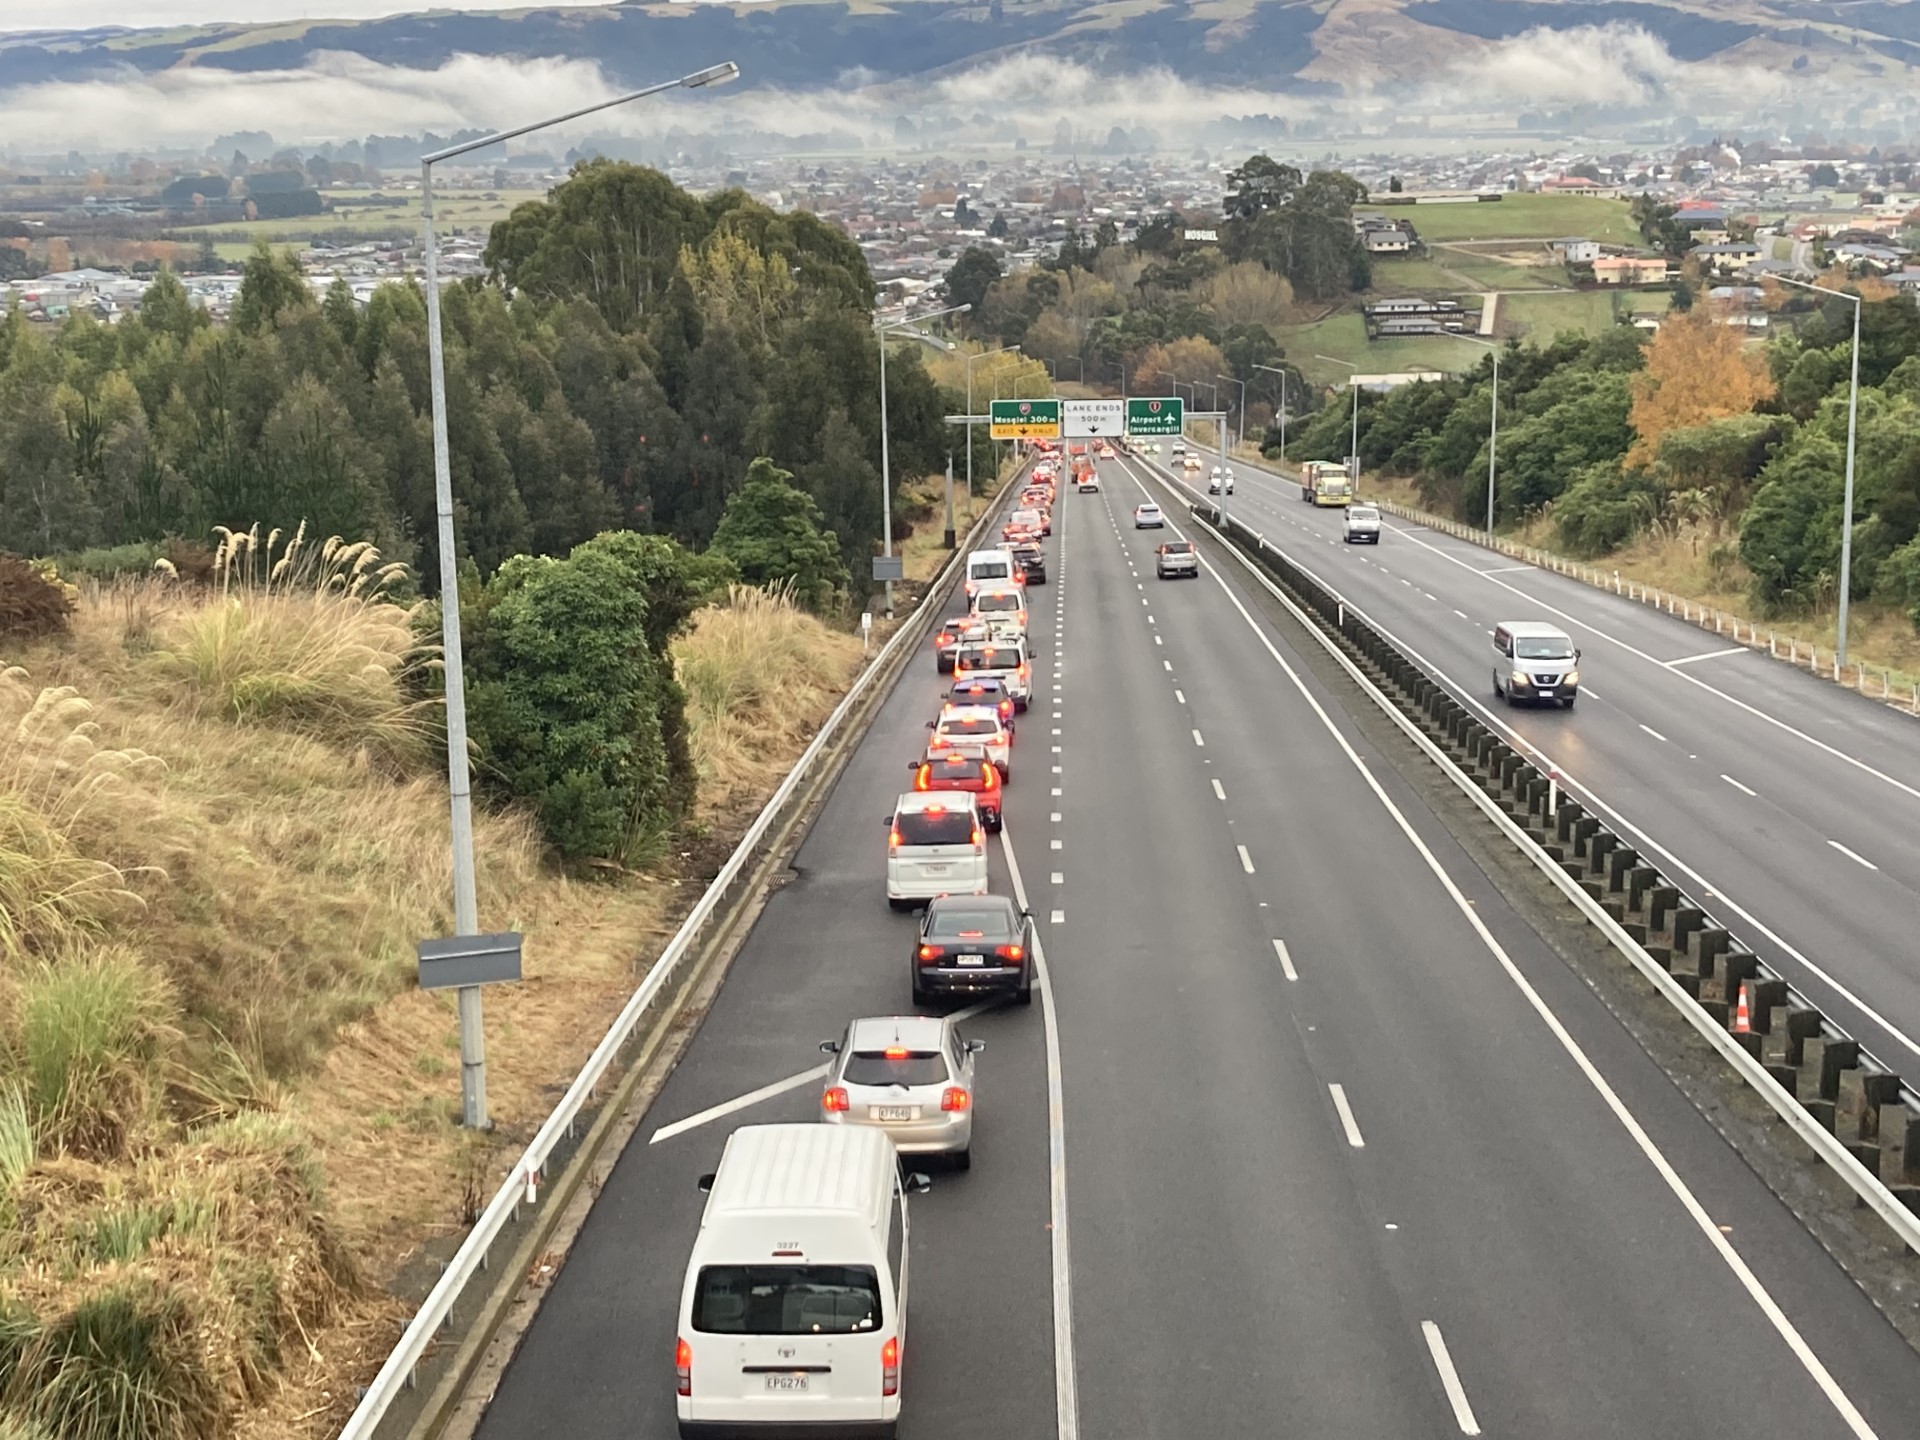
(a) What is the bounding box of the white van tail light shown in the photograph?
[881,1336,900,1397]
[676,1336,692,1396]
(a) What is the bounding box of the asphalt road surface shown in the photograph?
[1139,447,1920,1097]
[472,456,1919,1440]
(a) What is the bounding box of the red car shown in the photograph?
[910,754,1003,830]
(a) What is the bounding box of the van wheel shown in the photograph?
[1491,672,1503,699]
[951,1146,971,1172]
[889,898,909,912]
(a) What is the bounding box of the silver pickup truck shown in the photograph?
[1155,539,1199,579]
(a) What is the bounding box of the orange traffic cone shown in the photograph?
[1733,981,1753,1035]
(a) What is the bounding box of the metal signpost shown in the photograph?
[1125,396,1185,436]
[989,398,1062,440]
[418,932,524,992]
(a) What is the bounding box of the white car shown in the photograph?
[1182,454,1202,472]
[1134,503,1164,529]
[1208,467,1234,495]
[952,633,1032,709]
[886,791,989,907]
[926,705,1012,777]
[1170,441,1186,458]
[1343,504,1382,544]
[820,1014,982,1162]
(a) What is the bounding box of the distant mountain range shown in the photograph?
[4,0,1914,101]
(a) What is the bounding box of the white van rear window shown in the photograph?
[976,592,1021,614]
[972,558,1011,580]
[896,810,976,845]
[693,1265,883,1334]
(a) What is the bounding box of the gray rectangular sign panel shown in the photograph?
[871,555,904,581]
[418,931,524,990]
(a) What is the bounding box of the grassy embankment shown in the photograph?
[0,520,898,1439]
[193,189,548,261]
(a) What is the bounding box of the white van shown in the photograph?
[886,791,988,908]
[969,580,1028,634]
[964,548,1020,598]
[676,1124,927,1439]
[1491,620,1581,708]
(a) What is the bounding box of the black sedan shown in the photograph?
[913,895,1036,1007]
[1011,540,1047,584]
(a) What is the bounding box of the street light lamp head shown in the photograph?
[682,61,741,88]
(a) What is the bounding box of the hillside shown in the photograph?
[3,0,1915,97]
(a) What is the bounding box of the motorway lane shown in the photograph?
[1084,456,1920,1437]
[472,493,1064,1439]
[1146,449,1920,1077]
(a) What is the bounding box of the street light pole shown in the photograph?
[1441,334,1501,535]
[1314,353,1361,490]
[966,343,1018,503]
[1777,275,1863,665]
[877,301,970,620]
[418,58,739,1130]
[1254,363,1288,462]
[1217,373,1246,450]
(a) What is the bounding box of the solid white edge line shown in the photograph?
[649,1063,831,1144]
[1273,937,1298,982]
[1421,1321,1483,1436]
[1328,1083,1366,1148]
[1169,488,1884,1440]
[1237,843,1256,874]
[1828,840,1880,871]
[997,824,1079,1440]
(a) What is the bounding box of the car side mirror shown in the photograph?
[906,1173,933,1195]
[883,814,895,826]
[925,720,937,729]
[820,1039,841,1054]
[1575,648,1583,661]
[965,1039,986,1054]
[908,760,922,770]
[1021,907,1033,918]
[696,1172,716,1194]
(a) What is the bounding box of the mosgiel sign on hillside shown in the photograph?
[1126,397,1184,436]
[989,398,1061,439]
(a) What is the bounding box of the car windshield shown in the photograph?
[844,1049,949,1086]
[1349,507,1379,521]
[1515,637,1574,660]
[692,1265,882,1335]
[927,905,1015,941]
[896,809,976,845]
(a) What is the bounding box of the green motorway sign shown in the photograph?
[1127,397,1184,436]
[989,398,1062,439]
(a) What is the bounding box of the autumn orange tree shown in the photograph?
[1626,310,1775,467]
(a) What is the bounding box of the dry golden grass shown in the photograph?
[1,541,896,1438]
[675,585,865,818]
[897,472,995,585]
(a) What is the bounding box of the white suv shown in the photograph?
[885,792,988,908]
[1343,504,1382,543]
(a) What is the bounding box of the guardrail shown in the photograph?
[338,463,1027,1439]
[1132,456,1920,1254]
[1178,442,1920,716]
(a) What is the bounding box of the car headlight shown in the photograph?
[1511,670,1530,687]
[1563,669,1579,687]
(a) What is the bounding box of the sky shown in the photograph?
[2,1,588,32]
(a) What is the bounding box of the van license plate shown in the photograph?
[873,1106,915,1121]
[923,864,949,876]
[765,1374,809,1393]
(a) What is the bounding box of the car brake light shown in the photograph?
[918,945,938,963]
[882,1336,900,1397]
[926,803,944,814]
[822,1087,850,1113]
[676,1336,692,1396]
[1018,663,1030,680]
[941,1087,971,1113]
[996,944,1024,962]
[982,765,998,788]
[884,1045,910,1058]
[888,828,901,847]
[958,929,984,937]
[914,767,930,790]
[972,827,984,849]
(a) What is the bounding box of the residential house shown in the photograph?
[1363,228,1414,255]
[1691,240,1763,276]
[1888,268,1920,294]
[1593,255,1669,285]
[1539,176,1622,198]
[1551,237,1600,263]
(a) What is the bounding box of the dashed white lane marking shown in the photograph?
[1721,774,1757,797]
[1211,778,1226,800]
[1052,765,1062,774]
[1273,938,1297,982]
[1051,745,1062,753]
[1175,689,1187,704]
[1050,872,1064,885]
[1421,1322,1482,1436]
[1051,812,1063,822]
[1154,635,1163,645]
[1052,727,1062,735]
[1453,610,1470,621]
[1828,840,1879,871]
[1192,729,1206,747]
[1237,844,1256,874]
[1051,909,1065,923]
[1163,660,1172,672]
[1051,839,1062,850]
[1329,1084,1366,1148]
[1667,646,1748,669]
[1634,722,1672,745]
[1052,787,1062,796]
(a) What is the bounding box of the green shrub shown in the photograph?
[1552,463,1662,558]
[710,459,850,613]
[48,544,165,584]
[0,558,76,642]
